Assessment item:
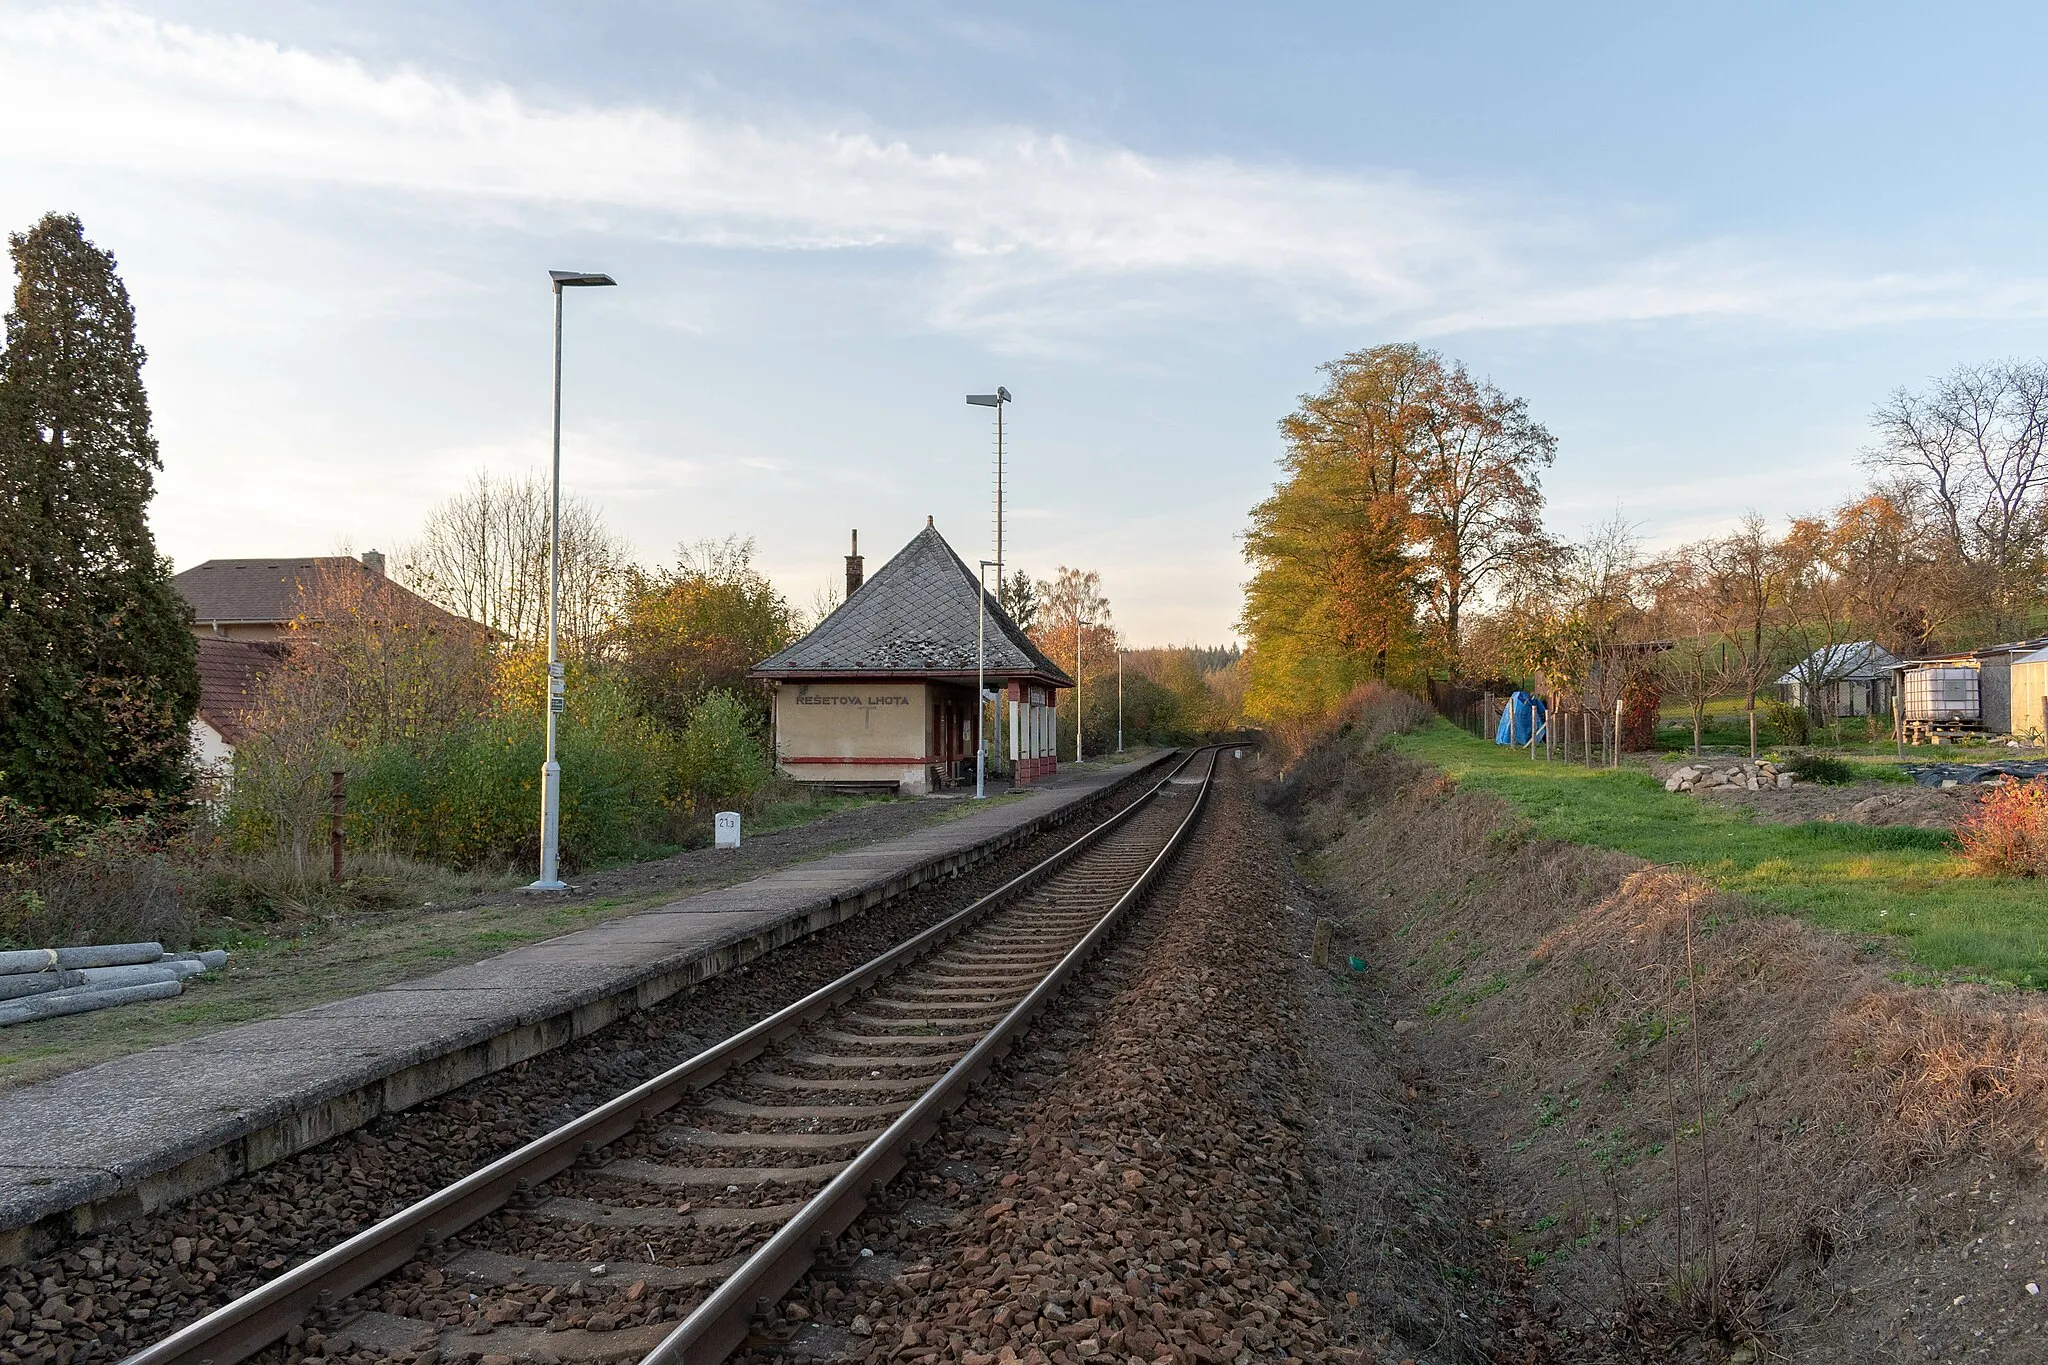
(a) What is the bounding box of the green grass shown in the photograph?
[1394,719,2048,989]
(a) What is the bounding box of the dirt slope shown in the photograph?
[1277,721,2048,1362]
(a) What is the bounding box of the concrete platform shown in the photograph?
[0,754,1172,1266]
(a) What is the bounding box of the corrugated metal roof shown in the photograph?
[1775,640,1902,686]
[752,525,1071,684]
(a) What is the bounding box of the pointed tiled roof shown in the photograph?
[752,525,1071,685]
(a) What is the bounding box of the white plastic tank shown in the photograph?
[1903,666,1979,724]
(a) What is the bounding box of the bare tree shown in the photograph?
[1775,515,1868,726]
[400,470,632,652]
[1865,360,2048,637]
[1647,552,1736,756]
[1499,512,1645,722]
[1699,514,1788,716]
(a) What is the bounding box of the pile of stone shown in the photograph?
[1664,761,1796,793]
[0,942,228,1027]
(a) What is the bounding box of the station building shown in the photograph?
[750,522,1071,795]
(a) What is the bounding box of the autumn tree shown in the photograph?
[1241,344,1556,728]
[1697,514,1789,721]
[227,563,495,866]
[610,537,795,733]
[1241,345,1430,723]
[1774,513,1877,723]
[1826,490,1931,655]
[1029,566,1116,753]
[1642,551,1735,755]
[1498,513,1646,716]
[1407,359,1557,673]
[0,213,197,816]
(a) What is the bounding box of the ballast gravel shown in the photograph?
[739,767,1513,1365]
[0,780,1151,1365]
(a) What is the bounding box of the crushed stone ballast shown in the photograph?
[0,755,1174,1270]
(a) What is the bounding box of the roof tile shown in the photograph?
[752,526,1070,684]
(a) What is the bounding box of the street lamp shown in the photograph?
[1074,614,1089,764]
[966,389,1010,796]
[977,559,997,800]
[964,387,1012,588]
[529,268,616,893]
[1117,645,1124,753]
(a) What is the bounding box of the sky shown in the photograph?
[4,2,2047,645]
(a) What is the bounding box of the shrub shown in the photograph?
[348,706,683,871]
[1785,752,1856,785]
[677,690,774,812]
[1762,698,1809,745]
[0,797,203,948]
[1956,780,2048,877]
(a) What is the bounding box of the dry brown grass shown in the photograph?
[1276,694,2048,1356]
[1831,990,2048,1170]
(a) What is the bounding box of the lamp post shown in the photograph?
[977,559,997,800]
[964,388,1012,588]
[965,389,1010,792]
[1074,614,1089,764]
[529,269,616,892]
[1117,646,1124,753]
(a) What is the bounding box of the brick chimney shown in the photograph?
[844,530,863,598]
[361,549,386,577]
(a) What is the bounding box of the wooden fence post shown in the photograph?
[329,770,345,883]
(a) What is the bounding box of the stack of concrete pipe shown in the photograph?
[0,943,229,1027]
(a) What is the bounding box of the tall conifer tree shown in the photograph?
[0,213,197,815]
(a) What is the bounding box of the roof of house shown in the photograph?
[1775,641,1903,686]
[172,556,475,632]
[1896,637,2048,668]
[751,524,1072,685]
[192,637,282,746]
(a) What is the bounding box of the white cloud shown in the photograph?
[6,6,2042,347]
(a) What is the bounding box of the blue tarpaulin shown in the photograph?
[1493,691,1546,746]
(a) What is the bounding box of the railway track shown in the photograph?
[126,746,1220,1365]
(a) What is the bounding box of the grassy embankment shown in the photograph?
[1395,719,2048,989]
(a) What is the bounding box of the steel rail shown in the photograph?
[640,745,1221,1365]
[123,748,1197,1365]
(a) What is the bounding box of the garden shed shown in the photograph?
[1775,641,1900,718]
[2010,646,2048,740]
